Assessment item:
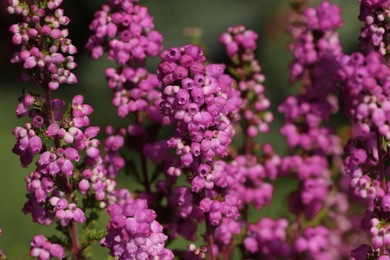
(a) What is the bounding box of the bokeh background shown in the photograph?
[0,0,360,258]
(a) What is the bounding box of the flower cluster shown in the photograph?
[86,0,164,122]
[294,226,332,259]
[282,0,342,154]
[244,218,291,258]
[220,26,272,139]
[29,235,64,260]
[86,0,163,63]
[101,189,173,259]
[107,67,163,121]
[14,93,117,255]
[288,0,343,82]
[8,0,77,90]
[159,45,240,171]
[218,151,279,211]
[358,0,390,55]
[338,52,390,139]
[219,25,257,59]
[245,222,334,259]
[343,135,383,203]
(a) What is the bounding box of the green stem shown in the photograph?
[204,213,215,260]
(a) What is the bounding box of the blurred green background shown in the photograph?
[0,0,360,258]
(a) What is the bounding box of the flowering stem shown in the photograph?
[64,176,82,259]
[204,213,215,260]
[44,83,82,259]
[377,131,387,191]
[70,222,82,259]
[296,213,302,235]
[244,128,252,156]
[139,152,151,193]
[43,84,56,125]
[136,112,151,193]
[221,246,231,260]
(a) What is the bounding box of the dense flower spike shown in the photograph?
[12,93,118,257]
[86,0,167,202]
[158,44,244,258]
[159,45,238,167]
[272,1,352,259]
[8,0,77,89]
[8,0,119,257]
[280,0,343,220]
[101,197,173,259]
[338,0,390,257]
[282,0,343,154]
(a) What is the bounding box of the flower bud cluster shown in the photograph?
[48,197,86,227]
[369,217,390,251]
[219,25,257,59]
[86,0,163,63]
[217,152,279,211]
[214,218,241,246]
[359,0,390,55]
[103,126,126,179]
[279,95,341,156]
[281,155,331,219]
[7,0,117,243]
[343,135,383,203]
[324,192,361,258]
[12,93,117,259]
[220,26,273,138]
[101,192,173,259]
[162,165,243,248]
[8,0,77,90]
[185,243,208,259]
[30,234,64,260]
[106,67,163,122]
[244,218,291,258]
[288,0,343,82]
[294,226,332,259]
[338,52,390,139]
[164,186,199,241]
[159,45,240,169]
